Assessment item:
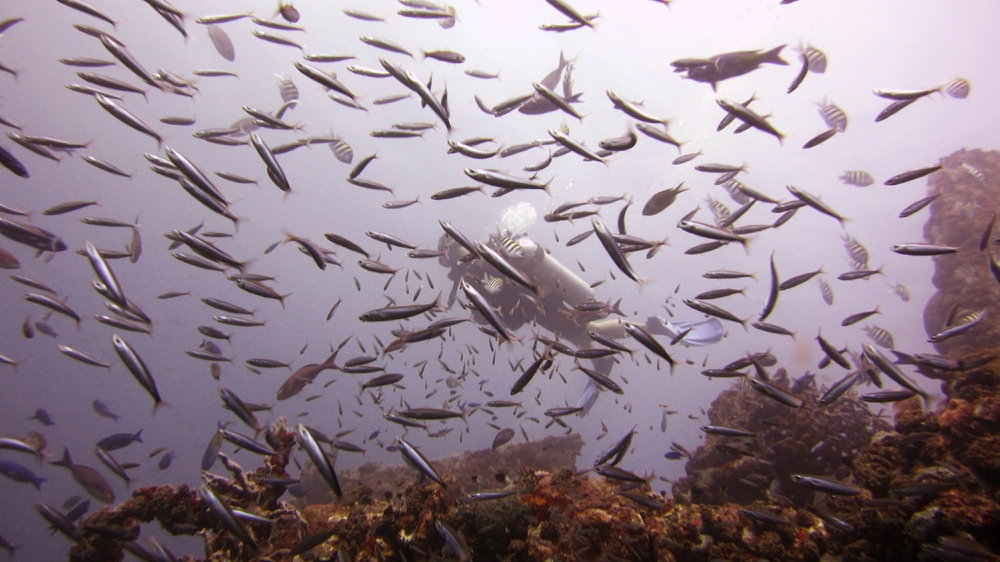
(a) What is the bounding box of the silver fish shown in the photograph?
[299,424,342,496]
[94,94,161,146]
[112,334,162,409]
[396,437,447,488]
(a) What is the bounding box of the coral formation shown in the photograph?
[923,148,1000,356]
[68,354,1000,561]
[671,369,890,507]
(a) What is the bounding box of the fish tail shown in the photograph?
[152,399,171,416]
[134,429,143,443]
[764,44,788,65]
[51,447,72,468]
[610,298,625,317]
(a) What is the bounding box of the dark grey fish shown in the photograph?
[51,448,114,503]
[884,164,942,186]
[746,377,802,408]
[92,399,120,421]
[790,474,861,495]
[95,429,143,451]
[875,98,919,122]
[0,460,46,489]
[676,46,787,90]
[642,183,688,216]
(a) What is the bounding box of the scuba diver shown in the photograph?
[438,226,724,412]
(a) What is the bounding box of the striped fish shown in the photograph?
[839,171,874,187]
[706,196,730,226]
[329,137,353,164]
[945,77,970,99]
[482,275,503,294]
[800,44,827,73]
[499,237,524,258]
[817,99,848,132]
[721,179,752,205]
[863,325,895,349]
[889,283,910,302]
[818,278,834,306]
[962,163,985,183]
[276,74,299,103]
[841,235,869,268]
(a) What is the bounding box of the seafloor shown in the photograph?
[66,350,1000,561]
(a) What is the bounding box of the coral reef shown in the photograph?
[68,356,1000,561]
[671,369,890,507]
[296,433,584,507]
[923,148,1000,356]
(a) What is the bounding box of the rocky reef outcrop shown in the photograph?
[67,351,1000,561]
[923,148,1000,356]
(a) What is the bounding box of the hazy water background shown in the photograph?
[1,0,998,559]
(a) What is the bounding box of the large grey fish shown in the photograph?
[277,352,339,400]
[206,27,235,61]
[676,46,787,90]
[51,448,114,503]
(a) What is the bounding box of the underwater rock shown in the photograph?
[671,369,889,507]
[295,433,584,507]
[69,360,1000,561]
[922,148,1000,356]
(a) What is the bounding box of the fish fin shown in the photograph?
[763,44,788,65]
[51,447,72,468]
[152,399,171,416]
[610,298,625,317]
[134,429,143,443]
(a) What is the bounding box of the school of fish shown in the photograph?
[0,0,991,559]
